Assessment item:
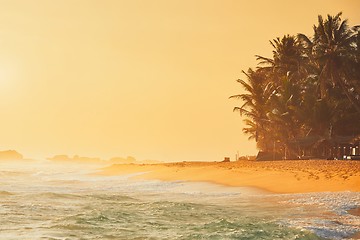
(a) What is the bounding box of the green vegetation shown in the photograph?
[231,13,360,159]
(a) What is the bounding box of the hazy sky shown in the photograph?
[0,0,359,161]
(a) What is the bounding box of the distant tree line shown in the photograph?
[230,12,360,159]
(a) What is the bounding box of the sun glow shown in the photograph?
[0,72,13,95]
[0,60,17,86]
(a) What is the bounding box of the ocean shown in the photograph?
[0,160,359,240]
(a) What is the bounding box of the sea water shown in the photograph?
[0,160,359,240]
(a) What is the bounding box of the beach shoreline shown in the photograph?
[98,160,360,194]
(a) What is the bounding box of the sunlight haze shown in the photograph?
[0,0,359,161]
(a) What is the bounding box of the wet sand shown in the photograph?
[98,160,360,194]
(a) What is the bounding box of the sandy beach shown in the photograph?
[99,160,360,194]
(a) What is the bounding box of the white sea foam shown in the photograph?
[276,192,360,239]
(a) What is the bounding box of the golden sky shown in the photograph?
[0,0,359,161]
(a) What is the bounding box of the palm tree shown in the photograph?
[229,68,275,151]
[298,12,360,112]
[267,75,302,150]
[254,35,309,157]
[256,35,307,82]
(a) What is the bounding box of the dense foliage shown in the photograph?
[231,13,360,159]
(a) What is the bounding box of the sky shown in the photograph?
[0,0,359,162]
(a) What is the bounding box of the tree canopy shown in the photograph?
[231,12,360,159]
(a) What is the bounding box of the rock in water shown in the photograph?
[0,150,23,160]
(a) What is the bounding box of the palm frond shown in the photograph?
[255,55,274,65]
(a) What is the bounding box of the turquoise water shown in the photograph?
[0,161,359,239]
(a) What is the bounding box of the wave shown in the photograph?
[24,192,83,200]
[0,161,358,240]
